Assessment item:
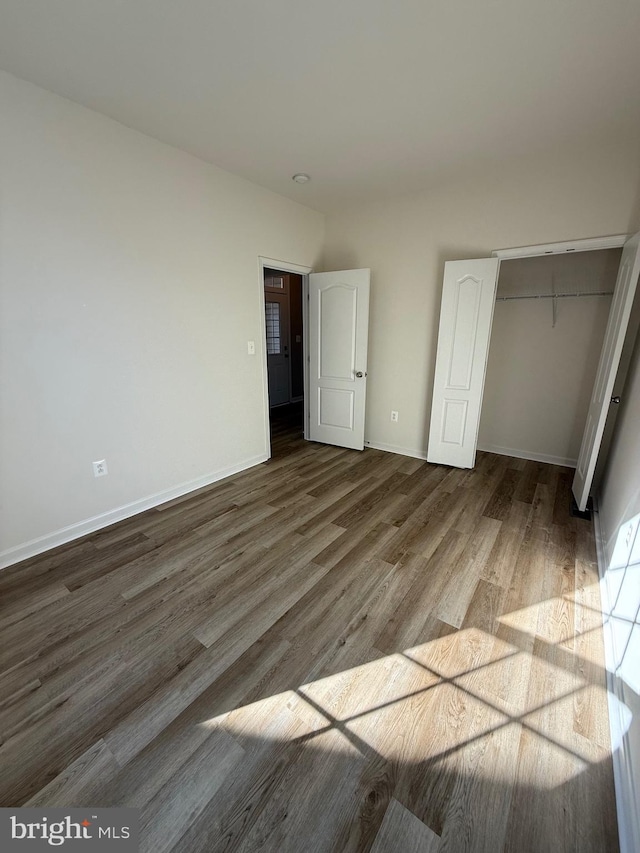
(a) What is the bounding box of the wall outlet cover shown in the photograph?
[93,459,108,477]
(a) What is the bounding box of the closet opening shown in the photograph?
[427,231,640,512]
[477,247,622,470]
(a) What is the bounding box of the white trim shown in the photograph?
[0,453,267,570]
[492,234,628,260]
[257,260,272,460]
[476,442,577,468]
[259,256,313,276]
[258,257,313,454]
[362,439,577,467]
[302,274,310,441]
[364,440,427,460]
[593,508,640,853]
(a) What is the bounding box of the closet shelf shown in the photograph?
[495,290,613,302]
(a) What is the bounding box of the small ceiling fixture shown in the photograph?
[292,173,310,184]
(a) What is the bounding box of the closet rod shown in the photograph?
[495,290,613,302]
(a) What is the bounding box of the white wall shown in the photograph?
[0,71,324,564]
[597,328,640,853]
[600,333,640,566]
[322,136,640,459]
[478,250,620,466]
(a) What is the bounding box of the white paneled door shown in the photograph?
[427,258,500,467]
[573,232,640,511]
[308,269,370,450]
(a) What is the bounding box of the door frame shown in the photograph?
[492,233,628,260]
[258,256,312,459]
[489,233,632,482]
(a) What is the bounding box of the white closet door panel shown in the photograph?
[573,232,640,511]
[308,269,370,450]
[428,259,500,468]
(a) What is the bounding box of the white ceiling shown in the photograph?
[1,0,639,212]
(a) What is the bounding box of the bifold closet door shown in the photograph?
[573,231,640,511]
[427,258,500,468]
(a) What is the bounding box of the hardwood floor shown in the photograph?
[0,411,619,852]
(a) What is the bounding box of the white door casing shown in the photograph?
[572,232,640,511]
[427,258,500,468]
[308,269,370,450]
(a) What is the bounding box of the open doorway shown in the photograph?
[263,266,305,451]
[259,258,371,458]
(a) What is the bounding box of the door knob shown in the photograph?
[355,371,367,378]
[611,396,621,404]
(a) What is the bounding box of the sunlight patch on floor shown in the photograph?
[197,611,615,791]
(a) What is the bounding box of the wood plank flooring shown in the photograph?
[0,407,619,852]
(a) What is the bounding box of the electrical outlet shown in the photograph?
[247,340,256,355]
[391,410,399,422]
[93,459,108,478]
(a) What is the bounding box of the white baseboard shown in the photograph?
[363,440,576,469]
[364,440,427,460]
[593,508,640,853]
[476,442,577,468]
[0,453,268,570]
